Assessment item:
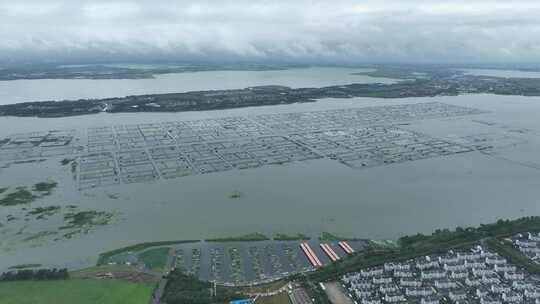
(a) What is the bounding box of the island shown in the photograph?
[2,66,540,118]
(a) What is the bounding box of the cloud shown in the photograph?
[0,0,539,63]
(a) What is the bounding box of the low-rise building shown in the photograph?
[420,296,441,304]
[421,269,446,280]
[476,287,489,298]
[457,252,481,261]
[503,271,524,280]
[516,239,537,248]
[384,292,406,303]
[502,292,523,303]
[439,255,459,264]
[512,280,533,290]
[443,262,467,272]
[465,277,482,287]
[372,276,392,285]
[490,284,510,294]
[465,260,485,268]
[361,297,381,304]
[479,296,501,304]
[384,263,410,272]
[450,270,468,279]
[485,256,506,265]
[379,283,398,294]
[399,278,422,287]
[528,232,540,242]
[449,290,467,301]
[416,258,440,270]
[434,279,458,289]
[354,288,372,299]
[405,287,434,297]
[493,264,516,273]
[394,270,414,278]
[361,268,384,277]
[525,288,540,299]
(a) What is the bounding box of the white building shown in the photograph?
[449,290,467,301]
[399,278,422,287]
[434,279,458,289]
[502,292,523,303]
[384,292,406,303]
[421,269,446,280]
[490,284,510,294]
[493,264,515,273]
[503,271,524,280]
[361,268,384,277]
[372,276,392,285]
[405,287,434,297]
[485,256,506,265]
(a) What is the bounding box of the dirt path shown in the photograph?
[323,282,354,304]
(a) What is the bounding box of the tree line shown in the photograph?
[0,268,69,282]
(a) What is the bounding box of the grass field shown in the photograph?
[255,292,291,304]
[0,279,153,304]
[138,247,170,271]
[368,239,400,250]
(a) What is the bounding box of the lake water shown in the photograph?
[0,69,539,271]
[0,67,394,105]
[461,68,540,78]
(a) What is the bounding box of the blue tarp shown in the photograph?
[230,300,253,304]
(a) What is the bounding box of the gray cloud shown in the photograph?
[1,0,540,63]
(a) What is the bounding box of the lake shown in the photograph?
[0,67,395,105]
[0,68,539,272]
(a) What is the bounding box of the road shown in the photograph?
[149,248,176,304]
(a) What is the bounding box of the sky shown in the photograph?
[1,0,540,64]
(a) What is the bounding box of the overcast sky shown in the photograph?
[1,0,540,64]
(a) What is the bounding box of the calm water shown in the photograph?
[0,67,394,105]
[0,69,539,271]
[461,68,540,78]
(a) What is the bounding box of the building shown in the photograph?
[361,268,384,277]
[434,279,458,289]
[457,252,481,261]
[420,296,441,304]
[379,283,398,294]
[516,239,537,248]
[384,263,410,272]
[503,271,524,280]
[450,270,468,279]
[525,288,540,299]
[493,264,515,273]
[439,255,459,264]
[528,232,540,242]
[449,290,467,301]
[479,296,501,304]
[394,270,414,278]
[421,269,446,280]
[405,287,434,297]
[372,276,392,285]
[361,297,381,304]
[502,292,523,303]
[384,292,406,303]
[490,284,510,294]
[476,287,489,298]
[465,277,482,287]
[485,256,506,265]
[443,262,466,272]
[399,278,422,287]
[416,258,440,270]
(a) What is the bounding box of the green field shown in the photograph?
[368,239,400,250]
[0,279,153,304]
[138,247,170,271]
[255,292,291,304]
